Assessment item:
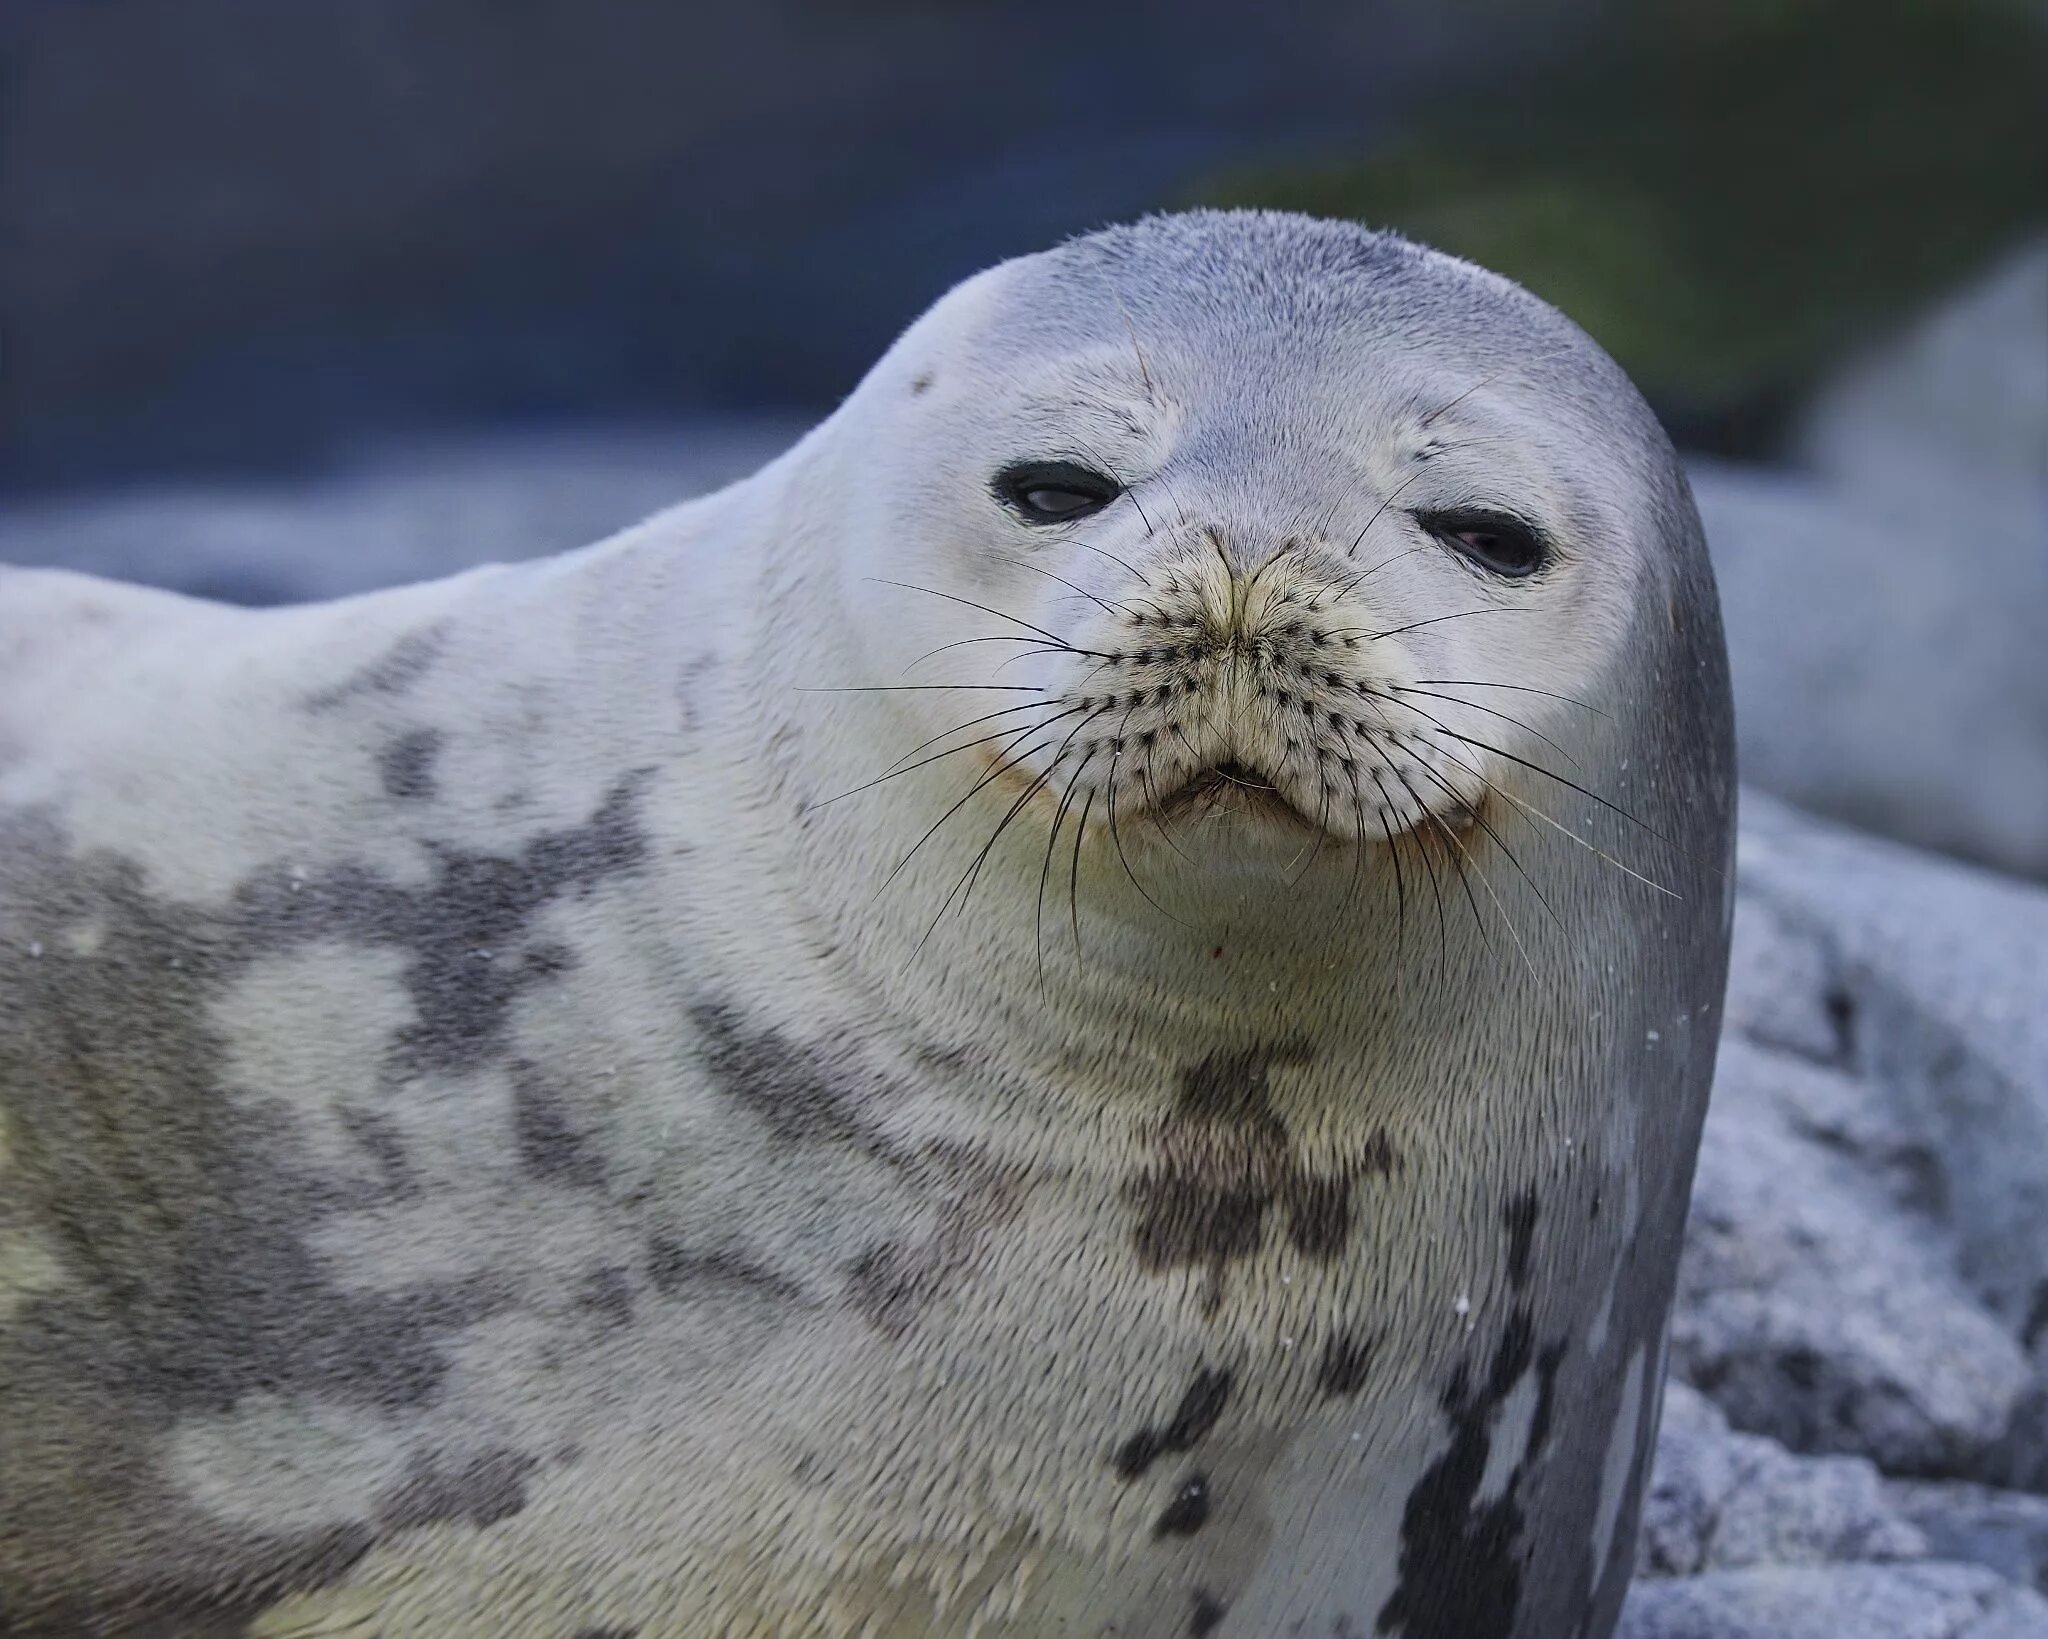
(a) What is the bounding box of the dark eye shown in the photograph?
[993,461,1121,525]
[1417,508,1550,578]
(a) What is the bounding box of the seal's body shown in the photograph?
[0,213,1733,1638]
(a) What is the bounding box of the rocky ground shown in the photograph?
[1623,793,2048,1636]
[1,249,2042,1636]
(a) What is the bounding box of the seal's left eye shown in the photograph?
[993,461,1121,525]
[1417,508,1550,578]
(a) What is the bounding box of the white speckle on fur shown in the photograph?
[60,917,106,957]
[167,1394,413,1534]
[0,1230,66,1322]
[1587,1279,1618,1359]
[24,939,39,958]
[1476,1366,1541,1506]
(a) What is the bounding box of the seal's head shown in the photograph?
[776,210,1719,986]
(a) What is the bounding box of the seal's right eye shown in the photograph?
[993,461,1121,525]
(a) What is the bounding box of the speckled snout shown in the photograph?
[1020,528,1490,845]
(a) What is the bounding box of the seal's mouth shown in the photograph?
[1155,760,1313,829]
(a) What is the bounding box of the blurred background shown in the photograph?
[3,0,2044,873]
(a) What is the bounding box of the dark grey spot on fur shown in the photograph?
[845,1239,922,1334]
[378,1448,538,1532]
[0,803,555,1617]
[688,1003,1022,1336]
[910,371,934,394]
[302,623,449,713]
[512,1063,606,1189]
[674,651,718,741]
[1113,1366,1232,1481]
[1504,1188,1540,1292]
[647,1238,806,1305]
[1318,1331,1376,1397]
[1125,1046,1394,1312]
[236,772,653,1082]
[336,1103,417,1197]
[1374,1309,1568,1639]
[0,813,510,1425]
[1155,1472,1212,1536]
[577,1264,637,1327]
[376,727,444,800]
[0,1524,376,1637]
[691,1001,878,1152]
[1189,1588,1228,1635]
[571,1629,639,1639]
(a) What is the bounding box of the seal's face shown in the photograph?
[836,215,1661,897]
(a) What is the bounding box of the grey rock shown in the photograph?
[1666,793,2048,1494]
[1991,1382,2048,1495]
[1735,793,2048,1341]
[1638,1382,1926,1577]
[1691,244,2048,881]
[1618,1562,2048,1639]
[1692,463,2048,881]
[1800,240,2047,498]
[0,421,801,605]
[1889,1480,2048,1595]
[1674,1035,2029,1477]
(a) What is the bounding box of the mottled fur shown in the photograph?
[0,212,1734,1637]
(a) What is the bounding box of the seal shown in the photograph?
[0,211,1734,1638]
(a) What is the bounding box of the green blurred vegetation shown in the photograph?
[1182,0,2046,450]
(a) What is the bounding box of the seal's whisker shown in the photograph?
[817,707,1078,811]
[1345,467,1431,559]
[1439,799,1543,986]
[1068,784,1097,960]
[1338,760,1374,918]
[1466,765,1682,901]
[998,555,1126,619]
[798,683,1048,694]
[1399,741,1565,943]
[1353,607,1530,642]
[1389,760,1488,947]
[1106,737,1192,927]
[882,698,1071,776]
[961,707,1108,912]
[1037,747,1097,991]
[866,578,1110,656]
[1423,725,1678,849]
[1283,766,1333,888]
[1139,759,1193,862]
[1362,764,1407,943]
[1314,547,1429,610]
[869,720,1071,897]
[905,633,1080,672]
[876,696,1105,889]
[1403,723,1660,906]
[1376,685,1584,773]
[1073,536,1154,586]
[1409,678,1611,719]
[1371,759,1447,979]
[1418,371,1505,430]
[913,748,1065,960]
[946,749,1066,922]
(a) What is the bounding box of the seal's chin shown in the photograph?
[1154,761,1319,835]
